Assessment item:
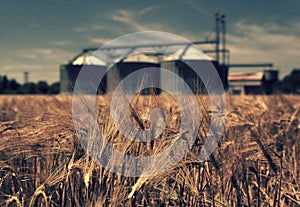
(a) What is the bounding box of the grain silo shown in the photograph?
[161,46,228,94]
[107,53,161,95]
[60,50,107,94]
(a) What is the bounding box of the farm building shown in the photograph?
[108,53,161,94]
[161,46,228,93]
[59,14,232,95]
[60,50,107,94]
[229,70,278,95]
[60,50,160,94]
[60,47,229,94]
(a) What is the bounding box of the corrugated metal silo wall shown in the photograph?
[161,60,208,94]
[106,64,121,94]
[160,61,181,93]
[213,62,229,90]
[60,64,107,94]
[177,60,207,94]
[161,60,228,94]
[60,66,68,93]
[107,62,160,95]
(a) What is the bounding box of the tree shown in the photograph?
[49,82,60,94]
[0,76,2,93]
[279,69,300,94]
[1,76,8,90]
[9,79,20,91]
[36,81,49,94]
[21,83,38,94]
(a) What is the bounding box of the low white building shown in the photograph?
[229,72,264,94]
[229,70,278,95]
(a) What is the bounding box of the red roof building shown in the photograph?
[229,72,264,94]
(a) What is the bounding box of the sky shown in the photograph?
[0,0,300,83]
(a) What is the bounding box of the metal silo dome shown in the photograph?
[164,46,213,61]
[121,53,159,64]
[71,51,107,66]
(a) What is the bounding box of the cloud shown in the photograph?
[3,48,75,83]
[73,24,120,33]
[110,10,148,31]
[15,48,73,62]
[88,37,113,45]
[73,27,85,32]
[138,5,157,15]
[227,21,300,78]
[52,40,72,46]
[109,9,164,32]
[73,9,160,34]
[182,0,211,17]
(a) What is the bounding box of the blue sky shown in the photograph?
[1,0,300,83]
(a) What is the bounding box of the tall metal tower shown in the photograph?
[221,14,226,66]
[24,71,29,84]
[215,12,220,63]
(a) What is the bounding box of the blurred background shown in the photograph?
[0,0,299,93]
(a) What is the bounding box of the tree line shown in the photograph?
[0,76,60,94]
[276,69,300,94]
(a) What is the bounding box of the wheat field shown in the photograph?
[0,94,299,206]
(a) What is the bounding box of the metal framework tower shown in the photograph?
[215,12,220,63]
[221,14,226,66]
[24,71,29,84]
